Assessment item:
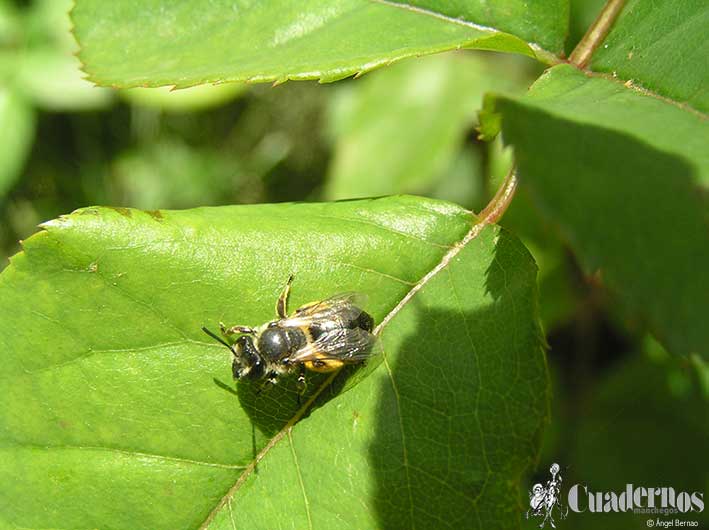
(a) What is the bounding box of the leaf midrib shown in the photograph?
[370,0,555,60]
[1,443,246,471]
[582,68,709,120]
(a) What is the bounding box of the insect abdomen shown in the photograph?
[304,357,345,373]
[306,308,374,340]
[353,310,374,332]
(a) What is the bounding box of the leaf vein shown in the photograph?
[3,443,247,470]
[15,339,212,376]
[332,260,416,286]
[308,213,453,249]
[382,350,415,529]
[582,69,709,120]
[288,431,313,530]
[445,268,491,500]
[369,0,553,59]
[227,499,237,530]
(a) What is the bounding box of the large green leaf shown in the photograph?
[71,1,567,88]
[485,64,709,358]
[324,52,529,201]
[0,196,548,529]
[590,0,709,113]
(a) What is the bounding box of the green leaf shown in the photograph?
[9,0,113,111]
[324,52,529,200]
[71,1,567,88]
[500,187,580,332]
[428,147,485,210]
[111,139,247,209]
[16,48,113,111]
[0,196,548,529]
[590,0,709,113]
[488,127,579,332]
[0,0,21,47]
[26,0,79,50]
[0,87,34,197]
[386,0,568,53]
[486,64,709,358]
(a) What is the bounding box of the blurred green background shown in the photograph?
[1,1,705,528]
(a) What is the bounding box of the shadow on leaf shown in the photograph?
[365,239,547,528]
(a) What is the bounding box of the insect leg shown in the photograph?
[255,373,279,395]
[220,322,255,336]
[275,274,294,318]
[296,364,307,404]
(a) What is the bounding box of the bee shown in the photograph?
[202,275,377,391]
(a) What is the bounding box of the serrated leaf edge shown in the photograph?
[68,0,558,90]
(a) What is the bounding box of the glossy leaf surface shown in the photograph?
[71,0,568,88]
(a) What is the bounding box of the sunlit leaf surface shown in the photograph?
[71,0,568,88]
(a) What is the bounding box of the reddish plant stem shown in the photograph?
[487,0,627,224]
[479,167,518,225]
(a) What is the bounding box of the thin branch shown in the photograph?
[569,0,626,68]
[478,167,518,225]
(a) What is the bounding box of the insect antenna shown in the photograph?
[202,327,233,350]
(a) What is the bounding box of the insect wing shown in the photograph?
[281,292,368,328]
[287,326,378,364]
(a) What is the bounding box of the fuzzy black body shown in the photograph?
[257,325,307,362]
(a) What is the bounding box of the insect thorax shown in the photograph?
[256,325,306,361]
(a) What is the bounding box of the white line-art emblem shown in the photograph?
[526,463,569,528]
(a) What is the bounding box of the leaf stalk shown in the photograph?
[479,166,518,225]
[569,0,626,68]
